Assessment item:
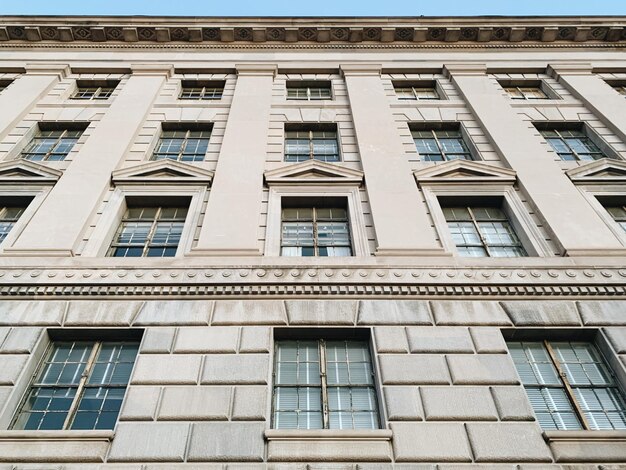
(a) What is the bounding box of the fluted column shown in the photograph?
[342,64,444,256]
[194,64,276,256]
[6,64,172,256]
[446,63,624,256]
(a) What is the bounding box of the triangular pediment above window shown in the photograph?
[112,160,214,185]
[413,160,516,185]
[0,160,62,183]
[565,158,626,184]
[264,160,364,185]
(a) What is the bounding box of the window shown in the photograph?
[0,205,27,243]
[498,79,552,100]
[21,124,86,162]
[71,80,119,100]
[605,204,626,232]
[272,339,379,430]
[108,205,188,257]
[179,80,225,100]
[412,128,472,161]
[281,206,352,257]
[284,126,339,162]
[539,128,606,162]
[508,341,626,431]
[286,81,332,101]
[443,205,527,257]
[607,82,626,96]
[12,340,139,430]
[152,126,211,162]
[394,81,439,100]
[0,79,12,93]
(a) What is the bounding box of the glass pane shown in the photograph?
[275,341,320,385]
[12,387,76,430]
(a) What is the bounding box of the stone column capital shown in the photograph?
[340,64,382,77]
[443,63,488,77]
[547,63,593,78]
[24,63,70,79]
[130,63,174,77]
[235,63,278,76]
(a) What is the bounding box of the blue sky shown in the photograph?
[1,0,625,17]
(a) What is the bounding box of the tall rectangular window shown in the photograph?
[412,128,472,161]
[394,81,439,100]
[284,126,339,162]
[272,339,379,430]
[286,81,332,101]
[508,341,626,431]
[71,80,119,100]
[179,80,225,100]
[605,204,626,232]
[108,205,188,257]
[281,206,352,257]
[443,206,527,257]
[539,128,606,161]
[12,341,139,430]
[152,127,211,162]
[21,124,86,162]
[0,205,27,243]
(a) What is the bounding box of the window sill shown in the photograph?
[265,429,393,462]
[0,430,114,463]
[543,430,626,463]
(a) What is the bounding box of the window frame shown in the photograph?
[533,122,620,163]
[283,124,341,163]
[285,80,333,101]
[411,127,474,162]
[265,185,369,257]
[178,80,226,101]
[20,123,88,162]
[576,185,626,247]
[421,185,553,257]
[503,328,626,433]
[0,188,50,253]
[497,79,559,101]
[392,80,442,101]
[151,126,213,163]
[81,185,206,258]
[70,80,119,101]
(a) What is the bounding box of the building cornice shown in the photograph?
[0,17,625,47]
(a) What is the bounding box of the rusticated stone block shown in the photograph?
[431,301,511,326]
[407,327,474,353]
[374,327,409,353]
[470,327,508,353]
[502,301,580,326]
[212,300,287,325]
[604,327,626,353]
[187,422,265,461]
[466,422,552,462]
[0,355,28,385]
[491,386,536,421]
[140,327,176,353]
[119,386,160,421]
[0,301,65,326]
[201,354,269,384]
[421,386,498,420]
[64,300,141,326]
[285,300,357,325]
[379,355,450,384]
[173,327,239,353]
[447,354,519,385]
[131,355,202,385]
[358,300,432,325]
[384,386,423,420]
[239,326,271,353]
[134,301,211,326]
[108,422,190,462]
[0,327,42,353]
[232,386,268,421]
[158,386,231,420]
[578,301,626,326]
[390,422,472,462]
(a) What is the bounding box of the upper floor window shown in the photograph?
[284,125,339,163]
[443,205,527,257]
[0,204,27,243]
[272,339,379,429]
[152,124,211,162]
[281,205,352,257]
[412,126,472,161]
[12,340,139,430]
[508,340,626,431]
[498,79,550,100]
[0,79,12,93]
[394,81,439,100]
[538,127,606,162]
[179,80,225,100]
[108,205,188,257]
[605,204,626,232]
[21,124,87,162]
[286,81,332,101]
[71,80,119,100]
[606,80,626,96]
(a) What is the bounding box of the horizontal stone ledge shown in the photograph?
[544,430,626,463]
[543,430,626,442]
[0,430,114,440]
[265,429,393,440]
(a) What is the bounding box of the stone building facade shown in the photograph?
[0,15,624,468]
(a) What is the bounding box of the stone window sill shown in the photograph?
[543,430,626,463]
[265,429,393,462]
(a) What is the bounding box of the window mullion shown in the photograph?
[309,130,314,160]
[47,131,65,161]
[312,208,319,256]
[433,131,445,160]
[307,87,311,100]
[180,130,190,161]
[62,342,101,430]
[143,208,161,256]
[319,339,329,429]
[543,340,593,430]
[468,207,490,256]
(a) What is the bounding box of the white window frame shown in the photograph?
[422,184,553,257]
[577,184,626,247]
[0,186,52,253]
[265,185,369,257]
[82,185,206,258]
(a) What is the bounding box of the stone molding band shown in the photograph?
[0,24,625,45]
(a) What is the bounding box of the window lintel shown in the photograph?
[111,160,214,186]
[414,160,517,186]
[264,160,363,186]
